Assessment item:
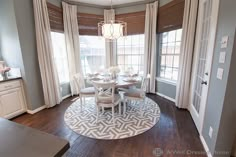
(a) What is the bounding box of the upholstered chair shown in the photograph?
[123,74,150,115]
[74,73,95,111]
[92,81,121,124]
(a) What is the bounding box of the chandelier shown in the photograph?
[98,0,127,40]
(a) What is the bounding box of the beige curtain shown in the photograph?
[62,2,84,95]
[175,0,198,108]
[104,9,116,67]
[144,1,158,93]
[33,0,62,107]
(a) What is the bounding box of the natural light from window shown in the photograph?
[159,29,182,81]
[80,36,106,75]
[117,34,145,75]
[51,32,70,84]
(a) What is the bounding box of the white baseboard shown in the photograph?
[200,135,212,157]
[27,105,46,114]
[62,94,71,100]
[156,92,176,103]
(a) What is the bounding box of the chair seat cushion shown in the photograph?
[97,94,121,104]
[124,89,145,98]
[80,87,95,95]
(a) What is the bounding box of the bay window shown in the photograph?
[117,34,145,75]
[159,29,182,81]
[51,32,70,84]
[80,36,106,75]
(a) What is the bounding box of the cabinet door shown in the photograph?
[0,88,26,119]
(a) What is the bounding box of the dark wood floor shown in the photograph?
[12,94,206,157]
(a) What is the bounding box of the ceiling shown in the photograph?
[68,0,146,6]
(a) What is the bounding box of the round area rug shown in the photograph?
[64,97,161,140]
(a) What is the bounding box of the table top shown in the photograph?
[0,118,70,157]
[89,76,141,88]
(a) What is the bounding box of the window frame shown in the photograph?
[116,34,145,75]
[79,35,106,75]
[51,31,70,85]
[158,29,182,82]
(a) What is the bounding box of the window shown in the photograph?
[51,32,70,84]
[80,36,106,75]
[117,34,145,75]
[159,29,182,81]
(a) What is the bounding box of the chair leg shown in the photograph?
[119,102,121,115]
[80,96,83,112]
[123,99,126,116]
[96,105,99,123]
[102,107,105,114]
[112,106,115,125]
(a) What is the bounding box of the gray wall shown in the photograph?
[47,0,61,7]
[202,0,236,156]
[13,0,44,110]
[116,0,173,14]
[0,0,25,77]
[0,0,45,110]
[156,33,176,100]
[156,81,176,99]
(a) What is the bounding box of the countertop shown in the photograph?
[0,76,22,83]
[0,118,70,157]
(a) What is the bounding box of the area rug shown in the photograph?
[64,97,161,140]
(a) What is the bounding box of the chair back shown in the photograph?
[141,74,151,92]
[74,73,85,93]
[92,81,116,104]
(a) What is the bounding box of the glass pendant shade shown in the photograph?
[98,20,127,40]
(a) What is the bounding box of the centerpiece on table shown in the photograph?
[108,66,120,80]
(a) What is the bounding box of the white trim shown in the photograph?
[156,92,176,102]
[27,105,46,114]
[156,77,176,86]
[62,94,71,100]
[200,135,212,157]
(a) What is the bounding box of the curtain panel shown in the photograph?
[144,1,158,94]
[33,0,62,108]
[62,2,85,96]
[175,0,199,108]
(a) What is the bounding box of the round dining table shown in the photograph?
[87,75,141,88]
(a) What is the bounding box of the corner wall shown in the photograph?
[13,0,44,110]
[0,0,45,110]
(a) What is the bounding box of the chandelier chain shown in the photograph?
[110,0,113,9]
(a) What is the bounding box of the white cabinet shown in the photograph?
[0,79,27,119]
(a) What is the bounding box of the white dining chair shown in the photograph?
[74,73,95,111]
[93,81,121,125]
[123,74,151,116]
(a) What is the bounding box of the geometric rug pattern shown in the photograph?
[64,97,161,140]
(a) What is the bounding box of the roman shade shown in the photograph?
[157,0,185,33]
[47,2,64,32]
[116,11,145,35]
[77,13,103,35]
[47,2,104,35]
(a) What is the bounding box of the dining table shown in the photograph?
[87,75,141,88]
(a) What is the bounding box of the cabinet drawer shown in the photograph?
[0,80,21,92]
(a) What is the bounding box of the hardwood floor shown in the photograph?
[12,94,206,157]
